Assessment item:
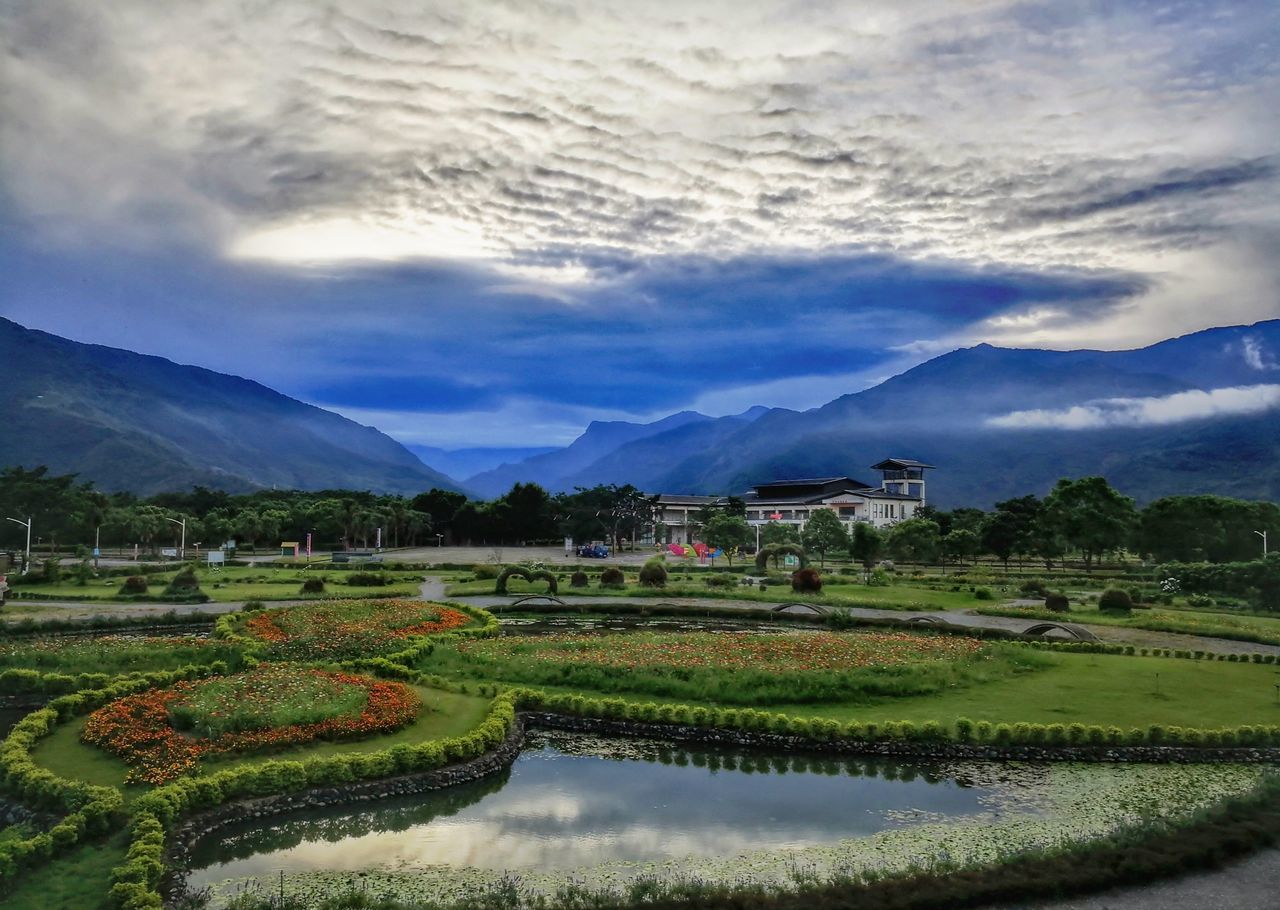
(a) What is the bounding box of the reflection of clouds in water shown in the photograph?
[197,815,843,880]
[187,736,994,894]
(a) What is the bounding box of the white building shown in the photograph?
[653,458,933,544]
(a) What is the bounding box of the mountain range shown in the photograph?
[0,317,459,496]
[443,320,1280,507]
[3,314,1279,506]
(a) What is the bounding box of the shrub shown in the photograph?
[866,568,891,587]
[42,557,62,583]
[163,567,200,596]
[1044,592,1070,613]
[598,567,626,589]
[1187,593,1216,608]
[472,564,502,580]
[1098,588,1133,613]
[345,572,389,587]
[638,558,668,589]
[791,567,823,593]
[569,571,589,588]
[973,587,994,600]
[704,573,736,588]
[299,577,325,594]
[119,576,149,596]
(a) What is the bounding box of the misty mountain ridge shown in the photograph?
[469,319,1280,506]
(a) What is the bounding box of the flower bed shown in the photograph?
[244,599,471,660]
[81,668,421,783]
[463,630,984,672]
[441,631,1026,706]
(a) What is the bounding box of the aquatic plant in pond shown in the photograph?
[244,599,471,660]
[186,731,1268,909]
[81,667,420,783]
[440,630,1041,705]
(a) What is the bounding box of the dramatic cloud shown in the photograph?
[1,0,1278,446]
[987,384,1280,431]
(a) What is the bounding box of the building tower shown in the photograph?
[871,458,934,505]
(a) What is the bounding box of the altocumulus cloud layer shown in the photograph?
[1,0,1278,446]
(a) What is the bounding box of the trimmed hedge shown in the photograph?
[495,566,558,595]
[510,688,1280,750]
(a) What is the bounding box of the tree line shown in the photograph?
[696,476,1279,570]
[1,466,1276,568]
[0,467,658,555]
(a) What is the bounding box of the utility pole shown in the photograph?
[165,516,187,561]
[1256,530,1269,557]
[5,516,31,574]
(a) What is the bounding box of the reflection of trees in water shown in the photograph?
[186,767,510,869]
[528,731,953,786]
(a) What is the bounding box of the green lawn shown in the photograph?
[10,565,426,603]
[421,639,1280,731]
[31,686,493,795]
[2,831,129,910]
[445,576,990,610]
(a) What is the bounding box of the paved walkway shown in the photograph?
[986,848,1280,910]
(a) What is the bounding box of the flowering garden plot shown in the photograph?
[0,634,230,676]
[446,631,1028,706]
[81,668,421,783]
[244,599,471,660]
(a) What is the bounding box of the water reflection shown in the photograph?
[0,707,32,737]
[185,730,992,890]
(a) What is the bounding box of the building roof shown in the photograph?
[871,457,935,470]
[655,493,720,506]
[743,487,922,506]
[753,476,855,488]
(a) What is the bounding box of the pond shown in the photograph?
[0,706,31,737]
[182,730,1266,908]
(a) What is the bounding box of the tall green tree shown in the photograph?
[850,522,885,573]
[1043,477,1137,571]
[942,528,979,568]
[887,518,941,564]
[703,512,750,565]
[760,521,800,546]
[800,509,848,567]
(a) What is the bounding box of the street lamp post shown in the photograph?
[1256,530,1269,557]
[165,517,187,561]
[5,516,31,574]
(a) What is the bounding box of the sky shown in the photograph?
[2,0,1279,449]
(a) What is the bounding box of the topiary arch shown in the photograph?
[755,543,808,571]
[495,566,559,595]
